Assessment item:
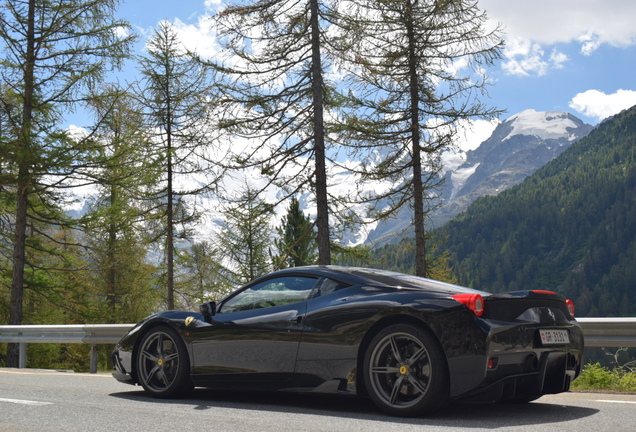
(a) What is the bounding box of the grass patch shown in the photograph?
[571,363,636,393]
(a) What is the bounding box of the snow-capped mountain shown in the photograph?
[365,109,594,245]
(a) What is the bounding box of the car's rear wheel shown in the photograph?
[136,326,192,398]
[364,324,449,416]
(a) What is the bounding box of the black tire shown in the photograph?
[136,325,193,398]
[363,324,449,416]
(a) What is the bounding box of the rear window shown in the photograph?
[347,267,486,295]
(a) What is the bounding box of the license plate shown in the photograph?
[539,329,570,345]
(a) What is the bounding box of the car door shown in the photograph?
[189,275,318,384]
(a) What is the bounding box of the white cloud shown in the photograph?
[549,50,568,69]
[501,39,550,76]
[482,0,636,47]
[204,0,224,10]
[170,16,221,60]
[500,40,568,77]
[481,0,636,75]
[113,25,131,40]
[139,16,221,60]
[569,89,636,121]
[578,32,603,56]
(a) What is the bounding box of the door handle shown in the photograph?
[290,315,303,324]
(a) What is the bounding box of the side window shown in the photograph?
[312,278,349,298]
[220,276,317,313]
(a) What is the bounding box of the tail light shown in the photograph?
[565,299,575,318]
[451,294,485,317]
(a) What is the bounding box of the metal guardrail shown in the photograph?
[0,318,635,373]
[577,317,636,348]
[0,324,134,373]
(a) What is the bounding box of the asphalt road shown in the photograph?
[1,368,635,432]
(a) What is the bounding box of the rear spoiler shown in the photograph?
[487,290,575,318]
[454,290,575,318]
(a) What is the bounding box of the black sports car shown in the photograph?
[112,266,583,416]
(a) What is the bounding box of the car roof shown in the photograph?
[274,265,487,295]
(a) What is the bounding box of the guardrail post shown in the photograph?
[90,344,99,374]
[19,343,26,369]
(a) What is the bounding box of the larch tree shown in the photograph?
[0,0,134,366]
[340,0,503,276]
[175,241,231,309]
[0,86,21,321]
[136,21,220,310]
[215,183,273,285]
[81,87,161,324]
[212,0,347,266]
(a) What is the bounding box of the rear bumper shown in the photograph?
[454,325,583,403]
[445,313,583,400]
[457,350,580,402]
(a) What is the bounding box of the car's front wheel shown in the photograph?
[363,324,449,416]
[136,325,192,398]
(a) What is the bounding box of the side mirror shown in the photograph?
[199,301,216,322]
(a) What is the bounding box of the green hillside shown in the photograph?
[437,106,636,317]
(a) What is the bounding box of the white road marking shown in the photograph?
[0,398,53,406]
[596,399,636,405]
[0,369,111,377]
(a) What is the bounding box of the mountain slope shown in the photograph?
[366,110,593,244]
[439,106,636,317]
[435,110,593,224]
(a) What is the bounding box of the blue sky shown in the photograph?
[113,0,636,128]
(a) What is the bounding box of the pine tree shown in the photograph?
[273,197,317,269]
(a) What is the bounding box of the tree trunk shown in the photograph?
[309,0,330,265]
[7,0,36,367]
[406,0,427,277]
[7,174,29,366]
[166,125,175,309]
[107,182,117,323]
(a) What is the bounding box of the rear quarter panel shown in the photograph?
[295,285,487,396]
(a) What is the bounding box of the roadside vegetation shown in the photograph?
[572,363,636,393]
[572,349,636,393]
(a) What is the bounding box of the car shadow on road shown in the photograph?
[110,388,598,428]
